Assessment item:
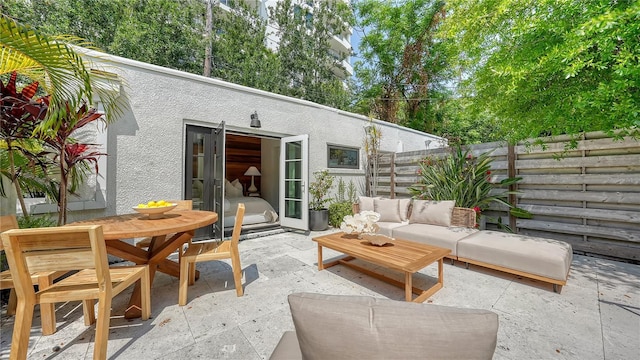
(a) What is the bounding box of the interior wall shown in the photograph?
[226,134,261,193]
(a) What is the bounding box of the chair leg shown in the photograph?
[82,299,97,326]
[9,298,35,360]
[140,267,151,320]
[93,294,112,360]
[179,257,190,306]
[6,289,17,316]
[38,276,57,335]
[231,252,243,297]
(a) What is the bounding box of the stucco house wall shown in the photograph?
[27,50,444,223]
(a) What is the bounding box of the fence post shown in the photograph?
[507,144,517,232]
[390,153,396,198]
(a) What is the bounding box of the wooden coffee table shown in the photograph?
[313,232,451,303]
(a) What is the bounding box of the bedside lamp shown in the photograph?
[244,166,261,193]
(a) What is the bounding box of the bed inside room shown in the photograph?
[223,134,281,234]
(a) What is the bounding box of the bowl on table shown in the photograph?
[133,203,178,219]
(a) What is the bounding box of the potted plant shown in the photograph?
[308,169,335,231]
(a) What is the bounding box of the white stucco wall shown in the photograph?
[53,49,444,221]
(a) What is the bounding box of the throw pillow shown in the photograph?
[374,198,402,223]
[409,200,456,226]
[225,179,243,198]
[288,292,498,360]
[358,196,378,212]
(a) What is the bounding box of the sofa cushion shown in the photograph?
[374,198,402,222]
[457,230,573,282]
[376,221,407,237]
[409,200,455,226]
[399,198,412,221]
[288,292,498,360]
[392,223,478,256]
[358,196,378,212]
[269,331,302,360]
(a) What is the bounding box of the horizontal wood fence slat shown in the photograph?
[376,131,640,263]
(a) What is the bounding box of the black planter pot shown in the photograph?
[309,209,329,231]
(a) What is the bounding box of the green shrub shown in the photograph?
[17,215,57,229]
[329,201,353,228]
[328,178,357,227]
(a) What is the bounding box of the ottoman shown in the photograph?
[457,230,573,292]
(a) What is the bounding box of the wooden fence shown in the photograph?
[375,131,640,263]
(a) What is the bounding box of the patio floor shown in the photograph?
[1,229,639,359]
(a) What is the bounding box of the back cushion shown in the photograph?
[399,198,412,222]
[409,200,456,226]
[358,196,378,212]
[288,292,498,360]
[374,198,402,223]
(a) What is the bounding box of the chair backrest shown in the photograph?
[1,225,110,301]
[0,215,19,251]
[170,200,193,211]
[230,204,245,247]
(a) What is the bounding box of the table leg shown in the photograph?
[405,272,413,302]
[317,244,323,270]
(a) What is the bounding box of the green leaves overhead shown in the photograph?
[440,0,640,143]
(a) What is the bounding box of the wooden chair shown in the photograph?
[135,199,193,250]
[0,215,67,335]
[179,203,245,305]
[1,225,151,360]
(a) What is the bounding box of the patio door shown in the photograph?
[185,123,225,240]
[279,135,308,230]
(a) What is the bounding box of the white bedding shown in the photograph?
[224,196,279,228]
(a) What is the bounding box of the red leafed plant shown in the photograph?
[1,71,106,225]
[1,72,49,216]
[40,103,105,225]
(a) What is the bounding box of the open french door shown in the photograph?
[279,135,309,230]
[185,123,225,240]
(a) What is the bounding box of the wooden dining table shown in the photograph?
[71,209,217,318]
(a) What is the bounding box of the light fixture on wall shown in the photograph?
[244,166,261,193]
[250,111,261,128]
[425,139,432,149]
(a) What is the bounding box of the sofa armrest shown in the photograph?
[452,207,477,228]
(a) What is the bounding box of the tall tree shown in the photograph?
[211,1,281,92]
[440,0,640,144]
[2,0,207,74]
[353,0,447,133]
[269,0,354,109]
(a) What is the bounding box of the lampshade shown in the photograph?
[244,166,261,176]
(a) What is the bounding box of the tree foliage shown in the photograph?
[269,0,354,109]
[353,0,448,133]
[2,0,355,110]
[440,0,640,144]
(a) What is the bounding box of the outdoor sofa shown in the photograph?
[354,197,573,292]
[270,292,499,360]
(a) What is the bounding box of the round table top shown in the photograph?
[70,210,218,240]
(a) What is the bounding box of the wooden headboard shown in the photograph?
[226,134,261,193]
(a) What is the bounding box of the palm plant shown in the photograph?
[408,146,530,230]
[0,14,122,126]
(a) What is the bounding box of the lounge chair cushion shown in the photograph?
[409,200,456,226]
[393,223,478,256]
[287,292,498,360]
[269,331,302,360]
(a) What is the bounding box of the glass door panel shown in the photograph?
[280,135,308,230]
